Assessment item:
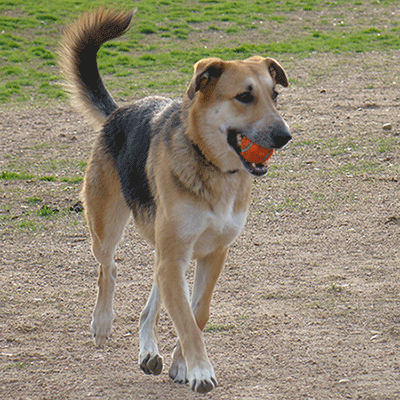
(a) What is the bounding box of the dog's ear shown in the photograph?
[264,58,289,88]
[187,58,225,100]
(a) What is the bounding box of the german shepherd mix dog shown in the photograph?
[59,9,291,393]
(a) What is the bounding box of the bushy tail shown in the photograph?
[59,9,134,129]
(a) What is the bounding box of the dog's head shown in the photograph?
[186,56,291,176]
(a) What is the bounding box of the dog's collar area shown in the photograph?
[191,141,238,175]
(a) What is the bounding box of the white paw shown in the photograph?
[169,352,188,384]
[188,362,218,394]
[139,351,163,375]
[91,309,114,347]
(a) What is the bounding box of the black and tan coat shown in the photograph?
[59,9,291,393]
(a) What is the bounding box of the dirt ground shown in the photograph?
[1,51,399,399]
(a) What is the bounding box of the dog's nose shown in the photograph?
[271,123,291,148]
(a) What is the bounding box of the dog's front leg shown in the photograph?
[140,276,190,380]
[169,247,228,389]
[154,242,217,393]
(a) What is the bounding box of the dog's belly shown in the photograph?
[193,211,247,259]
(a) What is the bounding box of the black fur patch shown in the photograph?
[102,97,175,213]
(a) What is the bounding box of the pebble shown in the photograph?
[382,123,392,130]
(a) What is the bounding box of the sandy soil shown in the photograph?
[1,51,399,399]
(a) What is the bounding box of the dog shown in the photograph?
[59,9,291,393]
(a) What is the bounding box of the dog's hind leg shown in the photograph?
[138,282,163,375]
[82,150,131,347]
[139,266,190,376]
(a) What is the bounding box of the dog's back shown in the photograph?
[101,97,177,216]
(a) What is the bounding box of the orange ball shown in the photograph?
[240,136,274,164]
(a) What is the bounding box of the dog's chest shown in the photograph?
[193,200,247,259]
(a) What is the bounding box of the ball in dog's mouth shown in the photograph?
[227,130,274,176]
[238,135,274,165]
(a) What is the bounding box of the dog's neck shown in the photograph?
[190,141,238,175]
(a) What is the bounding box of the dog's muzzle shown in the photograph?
[255,122,292,150]
[271,124,292,149]
[227,122,291,177]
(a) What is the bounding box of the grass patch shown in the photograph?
[37,205,59,217]
[1,171,35,181]
[18,220,37,232]
[27,196,43,204]
[39,176,57,182]
[205,323,236,333]
[60,177,83,184]
[0,170,82,184]
[0,0,399,104]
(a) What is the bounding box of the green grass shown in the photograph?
[18,219,38,231]
[205,323,236,333]
[0,0,399,104]
[27,196,43,204]
[1,171,35,181]
[0,170,82,183]
[37,204,59,217]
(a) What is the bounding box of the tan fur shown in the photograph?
[59,9,290,394]
[59,9,134,130]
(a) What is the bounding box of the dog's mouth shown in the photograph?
[227,130,271,177]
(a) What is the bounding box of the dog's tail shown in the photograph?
[59,9,134,130]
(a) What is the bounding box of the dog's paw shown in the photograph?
[139,352,163,375]
[169,355,188,384]
[188,363,218,394]
[91,310,114,347]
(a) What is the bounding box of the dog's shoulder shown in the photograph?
[151,98,183,144]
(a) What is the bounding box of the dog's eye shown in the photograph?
[235,91,254,104]
[272,89,279,103]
